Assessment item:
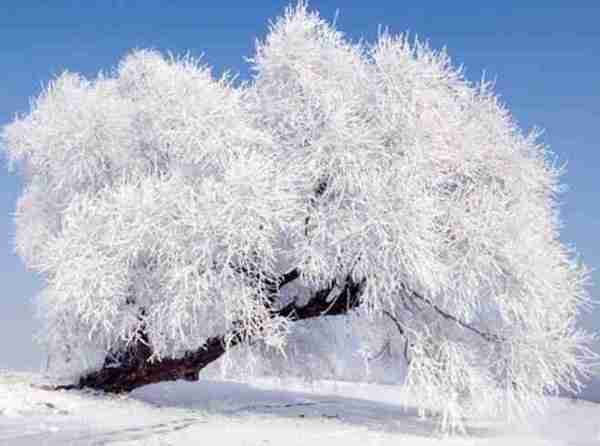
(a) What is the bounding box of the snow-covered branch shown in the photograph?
[70,273,365,393]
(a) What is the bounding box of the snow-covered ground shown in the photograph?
[1,371,599,445]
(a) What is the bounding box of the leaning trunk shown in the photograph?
[69,277,365,393]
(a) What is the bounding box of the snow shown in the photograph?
[1,371,598,445]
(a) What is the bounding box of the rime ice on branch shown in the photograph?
[2,3,595,433]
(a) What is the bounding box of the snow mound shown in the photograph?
[1,372,599,445]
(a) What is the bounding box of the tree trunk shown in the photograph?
[67,276,365,393]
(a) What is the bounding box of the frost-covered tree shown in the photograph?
[2,4,596,432]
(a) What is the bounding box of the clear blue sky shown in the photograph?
[1,0,599,396]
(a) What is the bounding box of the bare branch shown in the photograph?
[400,284,503,344]
[383,310,411,365]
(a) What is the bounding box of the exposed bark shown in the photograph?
[64,274,365,393]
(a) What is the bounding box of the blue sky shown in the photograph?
[1,1,599,396]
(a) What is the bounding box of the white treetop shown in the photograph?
[3,4,595,432]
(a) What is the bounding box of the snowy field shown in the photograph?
[1,371,599,445]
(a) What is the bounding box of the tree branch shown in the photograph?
[383,310,411,364]
[55,275,501,394]
[229,264,300,299]
[400,284,503,344]
[64,274,365,393]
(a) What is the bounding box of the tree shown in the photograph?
[2,3,596,432]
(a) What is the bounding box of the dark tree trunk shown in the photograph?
[65,275,365,393]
